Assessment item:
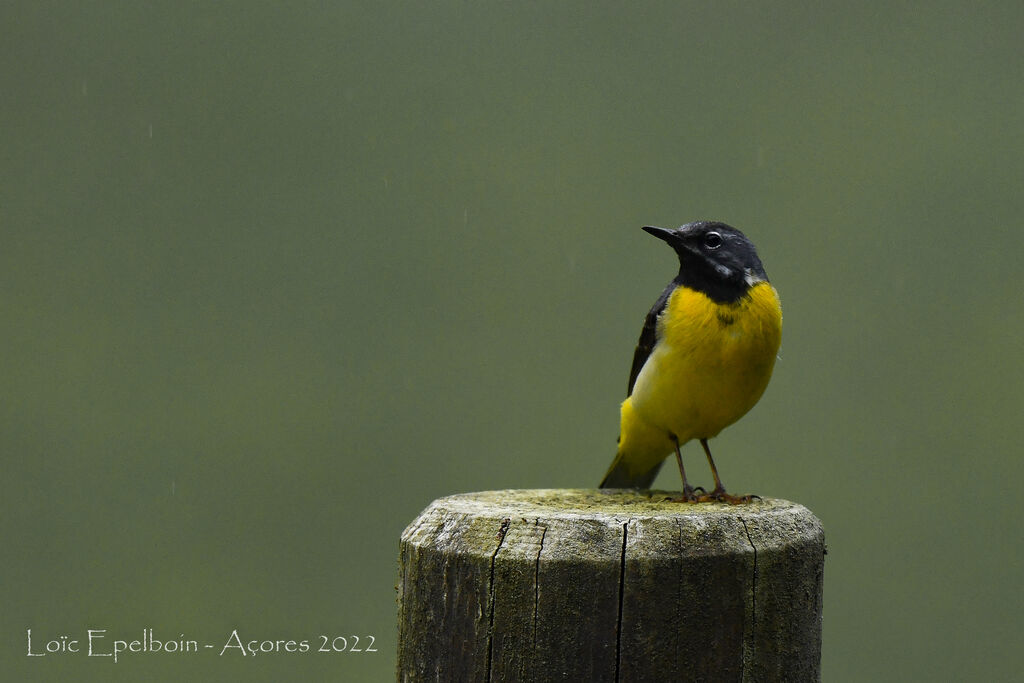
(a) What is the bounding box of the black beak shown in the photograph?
[642,225,677,243]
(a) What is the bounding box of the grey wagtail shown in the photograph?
[599,221,782,503]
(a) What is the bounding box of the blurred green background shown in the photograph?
[2,2,1021,681]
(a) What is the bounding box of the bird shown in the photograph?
[599,221,782,503]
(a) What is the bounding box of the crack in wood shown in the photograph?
[614,520,629,683]
[532,519,547,677]
[675,519,685,678]
[484,517,511,682]
[739,517,758,680]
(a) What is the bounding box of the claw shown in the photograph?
[696,488,761,505]
[667,487,761,505]
[666,485,703,503]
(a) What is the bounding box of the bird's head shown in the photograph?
[643,221,768,303]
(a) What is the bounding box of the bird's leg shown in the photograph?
[701,438,727,494]
[669,435,703,502]
[696,438,760,505]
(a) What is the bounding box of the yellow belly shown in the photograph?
[619,282,782,468]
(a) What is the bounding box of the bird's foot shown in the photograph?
[665,485,706,503]
[694,487,761,505]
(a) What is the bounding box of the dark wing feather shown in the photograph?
[626,281,676,396]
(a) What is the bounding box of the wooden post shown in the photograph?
[397,489,824,682]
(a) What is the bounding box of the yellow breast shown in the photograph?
[628,281,782,442]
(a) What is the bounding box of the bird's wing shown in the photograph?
[626,281,676,396]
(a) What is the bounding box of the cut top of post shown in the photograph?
[402,488,818,531]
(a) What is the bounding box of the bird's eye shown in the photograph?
[704,232,722,249]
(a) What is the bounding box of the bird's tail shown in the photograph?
[600,400,675,488]
[598,450,665,489]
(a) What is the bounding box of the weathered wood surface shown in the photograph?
[397,489,824,682]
